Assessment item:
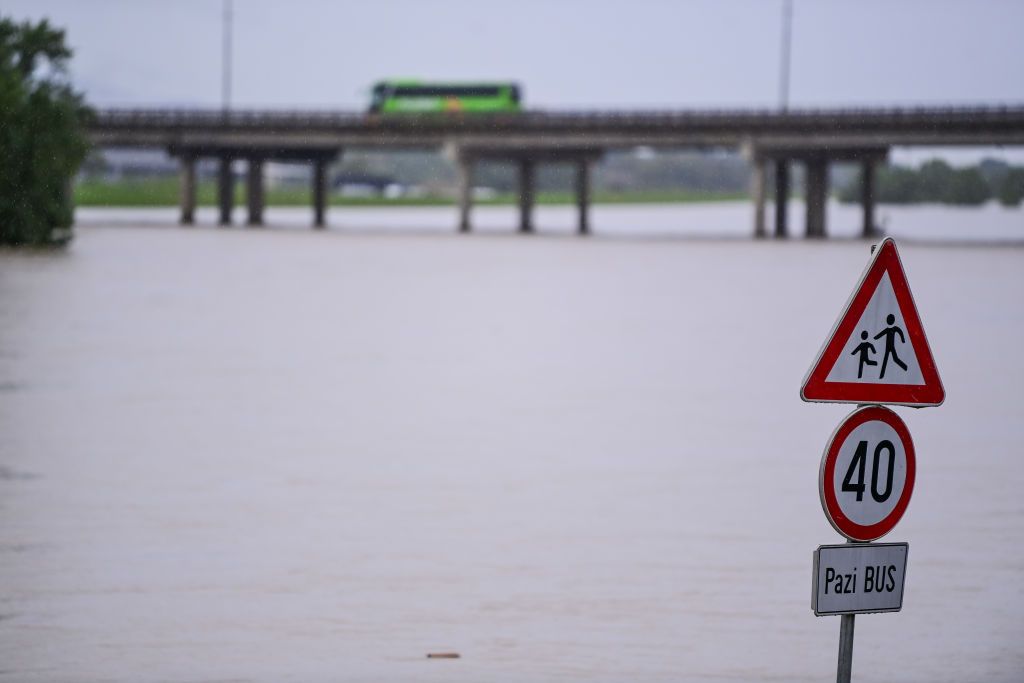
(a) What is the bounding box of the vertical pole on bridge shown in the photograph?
[805,157,828,238]
[518,158,535,234]
[861,160,876,238]
[774,159,789,238]
[458,156,473,233]
[246,157,264,226]
[179,154,196,226]
[576,158,591,236]
[312,158,328,229]
[217,156,234,226]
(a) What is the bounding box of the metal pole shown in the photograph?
[837,612,855,683]
[222,0,233,113]
[779,0,793,111]
[834,448,867,683]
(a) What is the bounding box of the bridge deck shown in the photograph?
[90,106,1024,151]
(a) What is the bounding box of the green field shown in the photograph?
[73,178,748,208]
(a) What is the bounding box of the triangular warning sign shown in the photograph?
[801,237,944,407]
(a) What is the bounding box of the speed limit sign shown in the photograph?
[820,405,916,542]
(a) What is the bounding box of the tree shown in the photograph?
[945,168,990,206]
[838,158,1009,207]
[0,17,92,246]
[978,157,1010,191]
[875,165,919,204]
[996,168,1024,207]
[915,159,953,202]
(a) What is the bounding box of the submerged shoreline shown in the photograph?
[70,202,1024,245]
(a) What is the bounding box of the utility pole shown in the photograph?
[222,0,233,113]
[779,0,793,111]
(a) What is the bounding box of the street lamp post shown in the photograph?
[222,0,233,113]
[779,0,792,111]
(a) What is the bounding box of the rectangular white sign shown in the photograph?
[812,542,908,616]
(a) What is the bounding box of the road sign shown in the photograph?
[820,406,915,541]
[813,542,909,616]
[801,237,944,407]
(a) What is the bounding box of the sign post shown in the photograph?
[800,238,942,683]
[837,608,855,683]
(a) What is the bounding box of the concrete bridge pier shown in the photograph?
[246,157,264,226]
[576,159,591,235]
[312,157,329,228]
[217,156,234,226]
[755,147,888,239]
[827,150,887,238]
[458,157,473,233]
[518,159,536,234]
[454,148,602,235]
[861,160,877,238]
[750,157,768,238]
[179,155,196,226]
[170,144,341,229]
[805,156,828,238]
[774,160,790,238]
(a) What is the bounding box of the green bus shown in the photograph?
[368,81,522,114]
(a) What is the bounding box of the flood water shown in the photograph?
[2,202,1023,682]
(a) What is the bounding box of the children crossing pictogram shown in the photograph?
[801,238,944,407]
[851,331,877,379]
[874,314,908,379]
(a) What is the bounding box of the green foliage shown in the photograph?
[0,17,92,246]
[876,166,919,204]
[915,159,954,201]
[838,157,1012,207]
[76,178,220,207]
[946,167,991,205]
[73,176,744,208]
[996,168,1024,207]
[978,158,1011,190]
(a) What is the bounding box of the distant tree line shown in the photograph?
[838,159,1024,207]
[333,149,753,195]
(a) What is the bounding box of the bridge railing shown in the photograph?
[93,104,1024,122]
[89,105,1024,140]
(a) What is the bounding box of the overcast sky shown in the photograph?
[5,0,1023,111]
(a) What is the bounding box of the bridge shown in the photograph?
[88,106,1024,237]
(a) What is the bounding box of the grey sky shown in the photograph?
[5,0,1023,110]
